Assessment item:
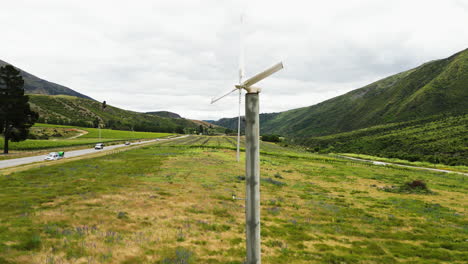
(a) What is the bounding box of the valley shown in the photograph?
[0,23,467,264]
[0,135,466,263]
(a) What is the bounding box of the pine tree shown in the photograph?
[0,65,38,154]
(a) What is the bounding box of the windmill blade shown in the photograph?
[211,87,238,104]
[242,62,283,88]
[236,14,245,162]
[239,14,245,85]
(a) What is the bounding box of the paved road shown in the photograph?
[0,135,188,170]
[336,155,468,176]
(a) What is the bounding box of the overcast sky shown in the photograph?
[1,0,467,120]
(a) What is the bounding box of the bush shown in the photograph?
[383,180,434,194]
[262,177,286,186]
[14,234,41,251]
[262,134,281,142]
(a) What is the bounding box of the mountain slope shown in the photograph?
[29,95,197,133]
[0,59,93,100]
[260,48,468,137]
[300,114,467,165]
[208,113,280,131]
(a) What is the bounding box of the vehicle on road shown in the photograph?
[95,143,104,150]
[125,141,131,145]
[44,152,64,160]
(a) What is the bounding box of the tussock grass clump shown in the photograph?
[13,234,41,251]
[383,180,434,194]
[262,177,286,186]
[274,172,284,179]
[117,211,129,219]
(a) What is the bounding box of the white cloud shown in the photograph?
[0,0,467,120]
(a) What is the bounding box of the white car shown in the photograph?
[44,152,63,160]
[95,143,104,150]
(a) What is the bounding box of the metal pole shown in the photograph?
[245,92,261,264]
[237,89,242,162]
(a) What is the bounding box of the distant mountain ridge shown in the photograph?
[146,111,182,119]
[0,59,212,133]
[0,59,93,100]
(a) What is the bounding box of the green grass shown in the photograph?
[79,127,172,139]
[0,138,118,151]
[337,153,468,174]
[35,123,174,139]
[301,114,468,166]
[0,136,466,263]
[0,124,173,151]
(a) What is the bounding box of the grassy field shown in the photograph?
[0,136,466,263]
[35,123,173,140]
[0,124,173,152]
[337,153,468,174]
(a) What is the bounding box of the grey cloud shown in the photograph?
[0,0,467,120]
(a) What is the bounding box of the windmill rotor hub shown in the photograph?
[235,85,261,94]
[245,86,262,94]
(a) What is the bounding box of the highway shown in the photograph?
[0,135,188,170]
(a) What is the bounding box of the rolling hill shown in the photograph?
[300,114,468,165]
[260,48,468,137]
[29,95,198,133]
[212,48,467,136]
[0,59,93,100]
[211,48,468,165]
[0,59,207,133]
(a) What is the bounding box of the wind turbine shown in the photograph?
[211,15,245,162]
[210,19,284,262]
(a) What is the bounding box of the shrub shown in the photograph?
[117,211,129,219]
[262,134,281,142]
[383,180,434,194]
[14,234,41,251]
[274,172,284,179]
[262,177,286,186]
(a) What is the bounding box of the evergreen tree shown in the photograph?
[0,65,38,154]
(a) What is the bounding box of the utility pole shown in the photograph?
[210,61,283,264]
[245,91,261,264]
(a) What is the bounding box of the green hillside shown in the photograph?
[261,48,468,136]
[208,112,280,132]
[212,49,468,165]
[29,94,197,133]
[299,114,468,166]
